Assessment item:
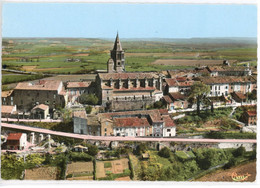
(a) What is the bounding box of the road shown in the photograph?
[1,122,256,143]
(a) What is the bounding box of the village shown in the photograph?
[1,34,257,181]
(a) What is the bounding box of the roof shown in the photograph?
[162,115,176,127]
[169,92,186,100]
[1,90,13,98]
[7,133,23,140]
[15,80,62,91]
[233,92,247,100]
[114,117,150,127]
[32,104,49,111]
[99,109,175,126]
[73,111,87,119]
[165,78,193,87]
[207,66,249,72]
[199,76,256,85]
[98,72,159,80]
[246,111,257,117]
[163,95,174,104]
[112,33,123,51]
[1,105,16,114]
[67,81,91,88]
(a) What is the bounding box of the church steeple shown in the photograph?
[113,32,123,51]
[108,33,125,73]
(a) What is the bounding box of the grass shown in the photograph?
[175,151,189,160]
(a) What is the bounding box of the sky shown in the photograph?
[2,3,257,38]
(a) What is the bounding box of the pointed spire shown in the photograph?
[113,32,122,51]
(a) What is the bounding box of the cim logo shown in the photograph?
[231,172,251,182]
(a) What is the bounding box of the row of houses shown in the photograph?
[73,109,176,138]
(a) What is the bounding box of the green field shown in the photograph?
[2,38,257,74]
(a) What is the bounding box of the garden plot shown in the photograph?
[96,158,129,179]
[24,166,59,180]
[66,161,94,180]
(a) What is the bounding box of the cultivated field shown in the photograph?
[194,161,256,182]
[151,59,235,66]
[24,166,59,180]
[2,38,257,74]
[66,161,94,180]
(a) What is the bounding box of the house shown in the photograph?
[98,109,176,137]
[31,104,49,119]
[1,105,17,118]
[73,111,88,134]
[13,80,67,116]
[243,110,257,126]
[6,133,27,150]
[73,111,101,136]
[199,76,256,97]
[163,92,189,111]
[1,90,14,106]
[66,81,93,103]
[231,92,247,103]
[165,77,194,95]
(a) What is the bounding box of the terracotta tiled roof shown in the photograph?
[7,133,22,140]
[15,80,62,91]
[162,115,176,127]
[158,109,169,115]
[1,105,16,114]
[165,78,193,87]
[99,109,170,124]
[32,104,49,111]
[207,66,248,72]
[169,92,186,100]
[114,117,150,127]
[163,95,174,104]
[247,111,257,117]
[67,81,91,88]
[1,90,13,97]
[98,72,159,80]
[233,92,247,100]
[73,111,87,119]
[199,76,256,85]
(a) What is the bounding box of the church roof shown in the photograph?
[112,33,123,51]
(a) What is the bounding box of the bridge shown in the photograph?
[1,122,257,143]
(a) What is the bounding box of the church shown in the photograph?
[96,33,164,111]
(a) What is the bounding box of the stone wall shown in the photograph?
[111,98,154,111]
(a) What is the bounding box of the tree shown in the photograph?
[189,82,210,115]
[233,146,246,157]
[79,94,99,105]
[134,143,148,156]
[85,105,92,114]
[60,108,72,123]
[158,147,171,158]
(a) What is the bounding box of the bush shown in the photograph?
[134,143,148,156]
[85,106,92,114]
[70,152,93,162]
[79,94,98,105]
[158,147,171,158]
[232,146,246,157]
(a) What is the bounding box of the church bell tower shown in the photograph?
[108,32,125,73]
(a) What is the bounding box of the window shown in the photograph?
[104,128,107,132]
[104,133,107,136]
[107,97,109,101]
[167,129,171,132]
[3,98,6,101]
[225,86,228,89]
[54,94,56,99]
[215,86,217,90]
[118,62,120,65]
[219,86,220,90]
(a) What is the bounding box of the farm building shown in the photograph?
[31,104,49,119]
[163,92,189,111]
[242,110,257,126]
[1,105,17,118]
